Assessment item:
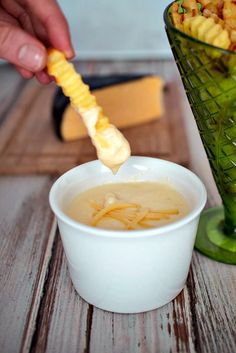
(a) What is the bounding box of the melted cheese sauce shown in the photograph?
[78,107,131,173]
[65,182,189,230]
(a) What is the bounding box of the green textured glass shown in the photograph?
[164,3,236,264]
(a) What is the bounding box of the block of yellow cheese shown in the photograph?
[60,76,164,141]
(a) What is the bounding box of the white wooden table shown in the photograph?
[0,60,235,353]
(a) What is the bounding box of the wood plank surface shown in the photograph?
[29,234,236,353]
[0,176,55,353]
[30,232,89,353]
[187,254,236,353]
[31,229,196,353]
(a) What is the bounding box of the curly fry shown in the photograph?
[223,0,236,44]
[47,48,131,172]
[47,49,109,132]
[183,15,230,49]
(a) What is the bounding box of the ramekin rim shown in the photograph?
[49,156,207,238]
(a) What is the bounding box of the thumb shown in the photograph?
[0,23,47,72]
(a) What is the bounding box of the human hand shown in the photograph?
[0,0,74,83]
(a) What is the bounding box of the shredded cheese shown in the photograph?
[89,199,180,230]
[91,203,138,226]
[127,208,150,230]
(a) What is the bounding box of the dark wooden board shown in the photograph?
[0,78,189,175]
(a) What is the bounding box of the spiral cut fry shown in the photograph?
[47,49,108,131]
[183,15,231,49]
[223,0,236,48]
[47,48,131,173]
[170,0,236,51]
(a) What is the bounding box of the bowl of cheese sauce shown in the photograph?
[49,156,206,313]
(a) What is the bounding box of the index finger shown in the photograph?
[25,0,75,58]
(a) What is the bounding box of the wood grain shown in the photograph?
[28,232,236,353]
[29,233,236,353]
[30,231,89,353]
[30,231,196,353]
[0,176,55,353]
[187,253,236,353]
[89,287,196,353]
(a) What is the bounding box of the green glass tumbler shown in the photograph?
[164,3,236,264]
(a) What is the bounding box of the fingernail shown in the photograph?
[18,44,45,71]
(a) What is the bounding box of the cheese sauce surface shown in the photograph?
[65,182,189,231]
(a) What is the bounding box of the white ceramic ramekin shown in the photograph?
[49,156,206,313]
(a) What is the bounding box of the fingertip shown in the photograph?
[18,43,47,72]
[65,44,75,59]
[51,39,75,59]
[46,13,75,59]
[0,24,47,73]
[36,70,52,84]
